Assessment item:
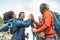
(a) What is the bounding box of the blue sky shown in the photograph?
[0,0,32,7]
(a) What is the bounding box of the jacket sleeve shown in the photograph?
[0,19,33,32]
[34,21,43,27]
[13,19,33,28]
[35,12,52,33]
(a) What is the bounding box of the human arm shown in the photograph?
[32,12,52,33]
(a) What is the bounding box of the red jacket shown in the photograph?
[34,10,55,38]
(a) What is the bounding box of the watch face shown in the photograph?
[0,17,3,26]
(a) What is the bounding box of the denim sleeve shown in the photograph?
[13,19,33,28]
[0,19,33,32]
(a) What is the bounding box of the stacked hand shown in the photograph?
[28,14,37,32]
[28,14,34,20]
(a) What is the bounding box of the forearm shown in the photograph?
[34,21,43,27]
[14,19,33,28]
[35,24,49,33]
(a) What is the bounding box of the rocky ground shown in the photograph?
[0,29,12,40]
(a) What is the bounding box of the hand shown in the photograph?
[28,14,34,20]
[32,28,37,32]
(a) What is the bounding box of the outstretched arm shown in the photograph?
[13,19,33,28]
[12,13,34,28]
[32,12,52,33]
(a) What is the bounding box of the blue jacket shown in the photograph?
[16,18,25,40]
[0,18,33,40]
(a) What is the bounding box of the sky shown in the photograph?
[0,0,60,40]
[0,0,60,20]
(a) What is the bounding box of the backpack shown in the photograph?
[53,12,60,34]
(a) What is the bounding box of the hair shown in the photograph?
[3,11,14,20]
[3,12,8,20]
[19,12,24,17]
[40,3,49,10]
[7,11,14,20]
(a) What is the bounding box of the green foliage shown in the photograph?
[0,17,3,26]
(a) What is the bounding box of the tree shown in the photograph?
[0,16,3,26]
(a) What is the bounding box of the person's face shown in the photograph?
[20,13,25,19]
[12,13,16,19]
